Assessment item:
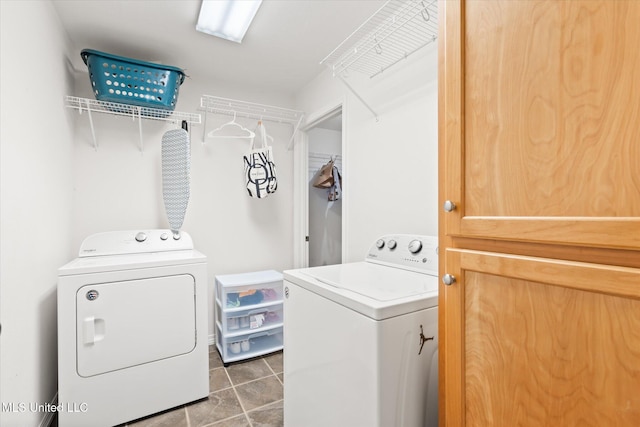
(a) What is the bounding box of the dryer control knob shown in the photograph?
[408,239,423,254]
[160,233,169,241]
[388,240,397,250]
[376,239,385,249]
[135,232,147,242]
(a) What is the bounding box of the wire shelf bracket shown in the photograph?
[200,95,305,151]
[320,0,438,121]
[66,96,202,152]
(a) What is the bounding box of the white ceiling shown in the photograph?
[52,0,386,97]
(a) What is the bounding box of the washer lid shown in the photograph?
[284,262,438,320]
[303,263,436,301]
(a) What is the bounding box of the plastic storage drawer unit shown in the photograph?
[215,270,283,365]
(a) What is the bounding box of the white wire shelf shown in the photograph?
[66,96,202,124]
[320,0,438,121]
[321,0,438,79]
[200,95,305,150]
[66,96,202,152]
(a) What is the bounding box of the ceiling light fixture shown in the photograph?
[196,0,263,43]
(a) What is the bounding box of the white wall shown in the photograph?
[0,2,75,426]
[69,71,297,342]
[0,3,437,425]
[295,43,438,262]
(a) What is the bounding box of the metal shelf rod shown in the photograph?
[200,95,305,150]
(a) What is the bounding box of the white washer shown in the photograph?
[283,234,439,427]
[57,230,209,427]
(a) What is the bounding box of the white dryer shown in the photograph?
[57,230,209,427]
[283,234,439,427]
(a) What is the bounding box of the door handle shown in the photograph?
[83,317,95,344]
[83,317,105,345]
[442,274,456,286]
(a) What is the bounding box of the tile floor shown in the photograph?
[120,346,284,427]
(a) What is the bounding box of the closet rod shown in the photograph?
[200,95,305,149]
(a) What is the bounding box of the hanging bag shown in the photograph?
[328,165,342,201]
[313,159,335,189]
[243,121,277,198]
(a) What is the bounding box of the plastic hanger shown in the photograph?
[207,111,256,139]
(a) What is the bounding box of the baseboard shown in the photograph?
[37,392,58,427]
[208,333,216,346]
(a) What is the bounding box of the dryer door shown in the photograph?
[76,274,196,377]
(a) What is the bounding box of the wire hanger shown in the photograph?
[207,111,256,139]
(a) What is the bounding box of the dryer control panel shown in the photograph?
[365,234,438,275]
[78,229,194,257]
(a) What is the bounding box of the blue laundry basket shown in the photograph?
[81,49,186,112]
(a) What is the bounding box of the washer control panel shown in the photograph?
[366,234,438,274]
[78,229,193,257]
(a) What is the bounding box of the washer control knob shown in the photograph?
[376,239,385,249]
[135,232,147,242]
[160,233,169,241]
[172,231,181,240]
[387,239,397,250]
[408,239,423,254]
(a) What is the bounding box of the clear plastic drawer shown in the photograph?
[216,325,283,364]
[215,270,283,308]
[216,303,283,335]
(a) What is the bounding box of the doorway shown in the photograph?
[307,111,342,267]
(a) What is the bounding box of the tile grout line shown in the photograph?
[223,363,254,427]
[249,398,284,413]
[184,405,192,427]
[207,348,251,427]
[263,356,284,386]
[208,348,284,426]
[125,347,280,427]
[201,412,249,427]
[264,357,278,376]
[216,370,277,389]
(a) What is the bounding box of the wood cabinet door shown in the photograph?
[440,0,640,250]
[442,249,640,427]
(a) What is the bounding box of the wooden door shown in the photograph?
[440,0,640,249]
[442,249,640,426]
[438,1,640,426]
